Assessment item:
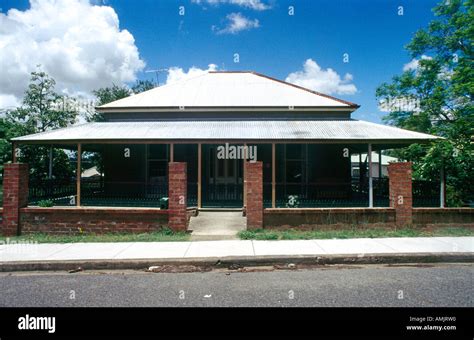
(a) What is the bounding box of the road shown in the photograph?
[0,263,472,307]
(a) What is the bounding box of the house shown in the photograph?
[12,71,438,209]
[3,70,451,235]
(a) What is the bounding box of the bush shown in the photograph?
[37,199,54,207]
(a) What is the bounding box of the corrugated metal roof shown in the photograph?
[98,71,357,110]
[13,120,439,143]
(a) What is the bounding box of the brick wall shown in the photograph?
[413,208,474,228]
[264,208,396,229]
[2,163,29,236]
[20,207,168,234]
[246,161,263,229]
[168,162,187,231]
[388,162,413,227]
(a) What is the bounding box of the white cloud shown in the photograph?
[213,12,260,35]
[285,59,357,95]
[165,64,218,85]
[403,55,432,72]
[192,0,271,11]
[0,95,21,111]
[0,0,145,109]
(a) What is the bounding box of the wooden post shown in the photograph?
[76,143,82,207]
[169,143,174,162]
[368,144,373,208]
[272,143,276,208]
[197,143,202,208]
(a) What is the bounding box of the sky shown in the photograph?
[0,0,440,122]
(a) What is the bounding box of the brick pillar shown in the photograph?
[168,162,187,231]
[388,162,413,227]
[2,163,29,236]
[246,161,263,230]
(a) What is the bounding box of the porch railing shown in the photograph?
[29,178,169,208]
[264,177,390,208]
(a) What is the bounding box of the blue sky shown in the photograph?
[1,0,440,122]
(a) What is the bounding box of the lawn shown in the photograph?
[238,227,474,240]
[0,229,190,243]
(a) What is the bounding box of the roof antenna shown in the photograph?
[145,68,169,86]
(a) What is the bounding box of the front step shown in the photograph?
[198,208,243,212]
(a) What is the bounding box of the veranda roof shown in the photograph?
[13,120,440,146]
[97,71,358,111]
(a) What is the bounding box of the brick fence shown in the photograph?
[245,161,263,229]
[2,163,29,236]
[1,161,473,235]
[168,162,188,231]
[20,207,168,234]
[264,208,396,229]
[388,162,413,227]
[1,162,189,236]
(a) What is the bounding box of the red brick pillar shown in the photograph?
[388,162,413,227]
[246,161,263,230]
[2,163,29,236]
[168,162,187,231]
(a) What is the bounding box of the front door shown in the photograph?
[203,145,243,207]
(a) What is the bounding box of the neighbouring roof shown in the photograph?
[350,153,399,165]
[97,71,359,111]
[13,120,440,144]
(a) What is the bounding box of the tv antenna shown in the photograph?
[145,68,169,86]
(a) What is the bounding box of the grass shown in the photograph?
[0,228,190,244]
[238,226,474,240]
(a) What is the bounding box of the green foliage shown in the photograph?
[131,79,156,94]
[376,0,474,206]
[0,230,190,243]
[238,227,474,240]
[87,84,131,122]
[1,69,77,182]
[37,199,54,207]
[87,80,155,122]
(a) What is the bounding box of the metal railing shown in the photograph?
[264,177,390,208]
[202,183,243,208]
[29,178,169,208]
[412,179,441,207]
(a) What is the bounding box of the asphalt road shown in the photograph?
[0,263,472,307]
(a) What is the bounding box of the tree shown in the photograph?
[131,79,156,94]
[87,84,131,122]
[87,79,156,122]
[1,70,78,182]
[376,0,473,206]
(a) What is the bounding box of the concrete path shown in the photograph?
[0,237,472,263]
[188,211,246,240]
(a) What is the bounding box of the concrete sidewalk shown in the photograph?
[0,237,472,271]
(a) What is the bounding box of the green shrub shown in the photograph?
[37,199,54,207]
